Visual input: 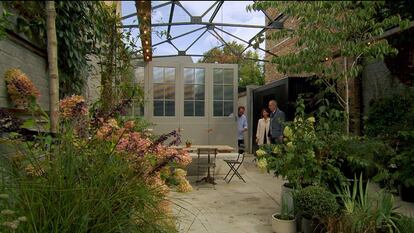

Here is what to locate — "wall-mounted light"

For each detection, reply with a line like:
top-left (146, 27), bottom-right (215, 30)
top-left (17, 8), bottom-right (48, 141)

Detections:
top-left (325, 57), bottom-right (329, 61)
top-left (146, 55), bottom-right (150, 60)
top-left (367, 42), bottom-right (371, 45)
top-left (145, 40), bottom-right (149, 45)
top-left (143, 29), bottom-right (147, 34)
top-left (145, 49), bottom-right (150, 53)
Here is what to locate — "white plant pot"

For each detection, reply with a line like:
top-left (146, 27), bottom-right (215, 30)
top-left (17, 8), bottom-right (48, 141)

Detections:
top-left (280, 183), bottom-right (295, 213)
top-left (271, 213), bottom-right (297, 233)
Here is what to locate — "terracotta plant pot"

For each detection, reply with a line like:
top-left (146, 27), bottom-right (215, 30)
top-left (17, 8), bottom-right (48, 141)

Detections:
top-left (185, 143), bottom-right (192, 148)
top-left (271, 213), bottom-right (296, 233)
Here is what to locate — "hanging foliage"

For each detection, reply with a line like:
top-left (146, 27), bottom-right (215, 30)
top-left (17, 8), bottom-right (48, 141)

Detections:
top-left (3, 1), bottom-right (137, 97)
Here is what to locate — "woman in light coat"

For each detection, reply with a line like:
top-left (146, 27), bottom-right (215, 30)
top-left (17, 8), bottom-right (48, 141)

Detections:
top-left (256, 108), bottom-right (271, 145)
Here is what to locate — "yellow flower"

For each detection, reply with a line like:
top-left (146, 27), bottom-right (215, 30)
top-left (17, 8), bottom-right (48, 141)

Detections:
top-left (256, 149), bottom-right (267, 157)
top-left (307, 117), bottom-right (316, 123)
top-left (272, 146), bottom-right (281, 154)
top-left (286, 142), bottom-right (295, 152)
top-left (257, 158), bottom-right (268, 170)
top-left (283, 126), bottom-right (293, 140)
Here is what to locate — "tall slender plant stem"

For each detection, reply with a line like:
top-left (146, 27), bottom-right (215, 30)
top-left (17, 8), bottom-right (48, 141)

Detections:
top-left (46, 1), bottom-right (59, 133)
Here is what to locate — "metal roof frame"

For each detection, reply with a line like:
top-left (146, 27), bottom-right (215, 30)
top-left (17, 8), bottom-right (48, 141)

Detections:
top-left (125, 1), bottom-right (286, 62)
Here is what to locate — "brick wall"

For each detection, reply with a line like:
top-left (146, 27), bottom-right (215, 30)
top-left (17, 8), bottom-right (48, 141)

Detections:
top-left (264, 9), bottom-right (302, 83)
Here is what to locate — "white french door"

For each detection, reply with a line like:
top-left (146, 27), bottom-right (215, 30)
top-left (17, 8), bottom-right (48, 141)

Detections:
top-left (146, 61), bottom-right (237, 149)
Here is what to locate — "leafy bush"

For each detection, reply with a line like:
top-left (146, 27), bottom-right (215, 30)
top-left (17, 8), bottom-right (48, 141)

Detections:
top-left (365, 91), bottom-right (414, 141)
top-left (365, 91), bottom-right (414, 189)
top-left (295, 186), bottom-right (339, 220)
top-left (396, 215), bottom-right (414, 233)
top-left (257, 98), bottom-right (345, 188)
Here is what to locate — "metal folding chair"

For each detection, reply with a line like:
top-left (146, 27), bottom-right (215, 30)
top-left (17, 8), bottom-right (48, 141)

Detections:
top-left (223, 144), bottom-right (246, 183)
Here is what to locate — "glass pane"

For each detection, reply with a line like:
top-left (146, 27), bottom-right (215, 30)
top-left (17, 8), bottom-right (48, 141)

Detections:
top-left (223, 85), bottom-right (233, 100)
top-left (134, 67), bottom-right (144, 85)
top-left (164, 84), bottom-right (175, 100)
top-left (213, 85), bottom-right (223, 100)
top-left (213, 101), bottom-right (223, 116)
top-left (184, 68), bottom-right (194, 84)
top-left (184, 84), bottom-right (194, 100)
top-left (184, 101), bottom-right (194, 116)
top-left (165, 101), bottom-right (175, 116)
top-left (213, 69), bottom-right (223, 84)
top-left (154, 100), bottom-right (164, 116)
top-left (194, 85), bottom-right (205, 100)
top-left (224, 101), bottom-right (233, 116)
top-left (195, 68), bottom-right (205, 84)
top-left (224, 69), bottom-right (234, 84)
top-left (153, 84), bottom-right (164, 99)
top-left (153, 67), bottom-right (163, 83)
top-left (195, 101), bottom-right (204, 116)
top-left (164, 67), bottom-right (175, 83)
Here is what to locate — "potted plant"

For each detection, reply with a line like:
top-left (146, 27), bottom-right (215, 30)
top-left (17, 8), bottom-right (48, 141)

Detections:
top-left (295, 186), bottom-right (339, 233)
top-left (185, 139), bottom-right (192, 148)
top-left (271, 195), bottom-right (296, 233)
top-left (259, 100), bottom-right (343, 189)
top-left (336, 176), bottom-right (401, 233)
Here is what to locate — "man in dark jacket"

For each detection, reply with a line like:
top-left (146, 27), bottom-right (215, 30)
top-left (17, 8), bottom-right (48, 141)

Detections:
top-left (268, 100), bottom-right (285, 144)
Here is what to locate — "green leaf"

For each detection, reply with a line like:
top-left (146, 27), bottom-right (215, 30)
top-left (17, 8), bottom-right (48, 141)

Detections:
top-left (21, 119), bottom-right (36, 129)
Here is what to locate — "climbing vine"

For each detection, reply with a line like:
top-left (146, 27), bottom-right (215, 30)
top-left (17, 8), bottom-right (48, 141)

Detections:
top-left (3, 1), bottom-right (140, 98)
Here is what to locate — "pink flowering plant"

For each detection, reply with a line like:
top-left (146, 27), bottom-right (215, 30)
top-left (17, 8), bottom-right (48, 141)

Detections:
top-left (1, 96), bottom-right (189, 232)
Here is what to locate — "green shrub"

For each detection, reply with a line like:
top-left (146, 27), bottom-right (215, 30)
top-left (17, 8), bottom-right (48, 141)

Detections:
top-left (396, 215), bottom-right (414, 233)
top-left (295, 186), bottom-right (339, 220)
top-left (365, 91), bottom-right (414, 141)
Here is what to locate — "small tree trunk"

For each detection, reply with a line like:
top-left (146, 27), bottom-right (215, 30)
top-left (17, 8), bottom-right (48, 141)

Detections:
top-left (344, 57), bottom-right (350, 134)
top-left (46, 1), bottom-right (59, 133)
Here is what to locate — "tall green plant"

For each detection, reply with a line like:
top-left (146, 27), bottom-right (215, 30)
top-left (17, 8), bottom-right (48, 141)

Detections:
top-left (0, 125), bottom-right (177, 233)
top-left (248, 1), bottom-right (411, 131)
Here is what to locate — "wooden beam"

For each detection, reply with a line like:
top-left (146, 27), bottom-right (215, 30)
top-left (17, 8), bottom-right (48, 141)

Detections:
top-left (135, 0), bottom-right (152, 61)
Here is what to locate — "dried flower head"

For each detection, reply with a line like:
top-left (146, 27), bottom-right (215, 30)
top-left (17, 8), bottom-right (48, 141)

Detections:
top-left (2, 220), bottom-right (19, 230)
top-left (1, 209), bottom-right (15, 215)
top-left (59, 95), bottom-right (89, 120)
top-left (177, 179), bottom-right (193, 193)
top-left (25, 164), bottom-right (45, 177)
top-left (4, 68), bottom-right (40, 108)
